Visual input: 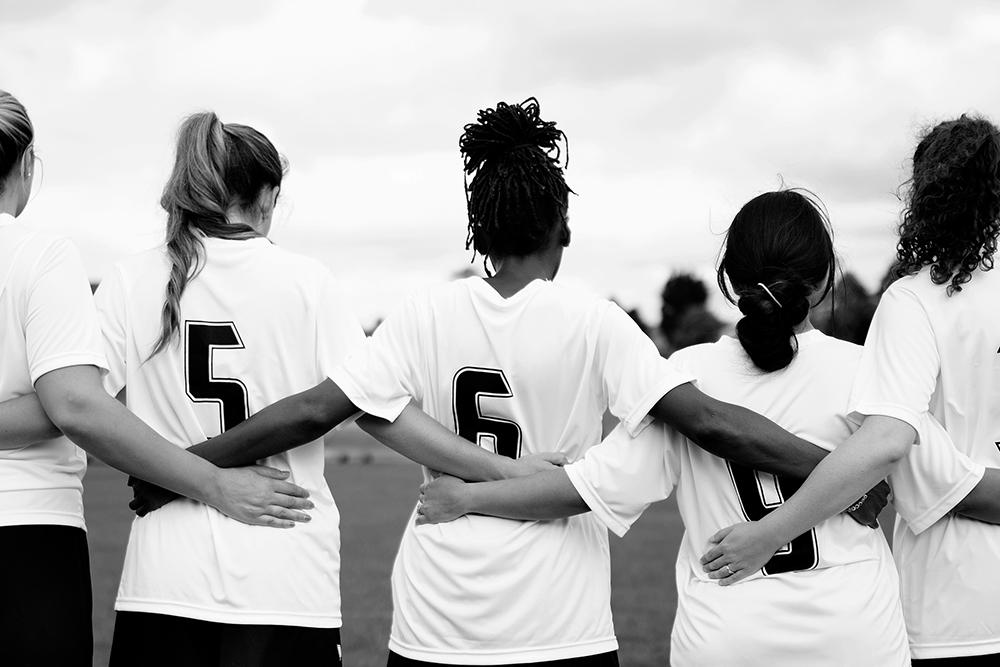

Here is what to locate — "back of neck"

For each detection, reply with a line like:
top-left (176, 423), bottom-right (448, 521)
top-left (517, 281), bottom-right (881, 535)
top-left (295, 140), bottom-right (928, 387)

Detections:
top-left (484, 253), bottom-right (557, 298)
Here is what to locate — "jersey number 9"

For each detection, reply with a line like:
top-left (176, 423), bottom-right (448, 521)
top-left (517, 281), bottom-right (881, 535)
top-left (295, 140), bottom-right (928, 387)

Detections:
top-left (727, 462), bottom-right (819, 575)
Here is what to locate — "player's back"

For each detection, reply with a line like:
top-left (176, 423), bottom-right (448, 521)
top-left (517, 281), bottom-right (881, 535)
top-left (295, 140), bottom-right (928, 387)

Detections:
top-left (333, 275), bottom-right (683, 663)
top-left (868, 268), bottom-right (1000, 657)
top-left (95, 235), bottom-right (364, 626)
top-left (0, 216), bottom-right (105, 529)
top-left (664, 332), bottom-right (909, 665)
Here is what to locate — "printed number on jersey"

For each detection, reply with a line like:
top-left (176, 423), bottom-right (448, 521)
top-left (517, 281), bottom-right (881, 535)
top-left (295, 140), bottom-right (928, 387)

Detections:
top-left (452, 367), bottom-right (522, 459)
top-left (185, 321), bottom-right (249, 433)
top-left (727, 462), bottom-right (819, 575)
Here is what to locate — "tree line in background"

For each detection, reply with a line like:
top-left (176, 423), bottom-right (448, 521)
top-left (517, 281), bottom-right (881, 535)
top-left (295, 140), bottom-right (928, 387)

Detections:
top-left (621, 263), bottom-right (895, 358)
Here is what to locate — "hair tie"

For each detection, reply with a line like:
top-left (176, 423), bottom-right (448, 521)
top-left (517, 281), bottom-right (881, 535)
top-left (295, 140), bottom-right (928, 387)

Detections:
top-left (757, 282), bottom-right (783, 308)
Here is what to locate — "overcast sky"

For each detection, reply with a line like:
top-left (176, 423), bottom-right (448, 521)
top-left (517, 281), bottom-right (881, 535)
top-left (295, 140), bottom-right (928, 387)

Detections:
top-left (3, 0), bottom-right (1000, 326)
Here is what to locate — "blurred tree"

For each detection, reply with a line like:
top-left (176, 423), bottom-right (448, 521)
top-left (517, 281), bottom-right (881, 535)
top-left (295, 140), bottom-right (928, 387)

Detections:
top-left (812, 272), bottom-right (876, 345)
top-left (659, 272), bottom-right (724, 355)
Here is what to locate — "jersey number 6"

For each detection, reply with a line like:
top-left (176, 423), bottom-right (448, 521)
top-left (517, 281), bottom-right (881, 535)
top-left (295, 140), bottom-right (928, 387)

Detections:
top-left (452, 367), bottom-right (522, 459)
top-left (185, 320), bottom-right (250, 433)
top-left (727, 462), bottom-right (819, 575)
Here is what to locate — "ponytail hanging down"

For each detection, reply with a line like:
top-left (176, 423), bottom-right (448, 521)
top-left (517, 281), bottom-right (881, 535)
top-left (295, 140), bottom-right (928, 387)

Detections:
top-left (152, 111), bottom-right (284, 356)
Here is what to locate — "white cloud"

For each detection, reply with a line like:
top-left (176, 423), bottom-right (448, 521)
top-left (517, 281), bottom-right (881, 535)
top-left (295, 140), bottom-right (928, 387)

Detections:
top-left (3, 0), bottom-right (1000, 326)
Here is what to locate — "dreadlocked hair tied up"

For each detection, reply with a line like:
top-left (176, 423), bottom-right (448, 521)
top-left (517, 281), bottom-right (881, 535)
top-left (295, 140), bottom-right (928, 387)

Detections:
top-left (717, 190), bottom-right (836, 373)
top-left (459, 98), bottom-right (573, 265)
top-left (895, 114), bottom-right (1000, 295)
top-left (153, 111), bottom-right (285, 356)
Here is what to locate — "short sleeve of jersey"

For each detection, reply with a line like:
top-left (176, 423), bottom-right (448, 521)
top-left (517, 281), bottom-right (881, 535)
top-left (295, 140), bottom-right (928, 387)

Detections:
top-left (327, 296), bottom-right (422, 423)
top-left (890, 412), bottom-right (986, 535)
top-left (93, 264), bottom-right (129, 396)
top-left (564, 422), bottom-right (679, 537)
top-left (597, 304), bottom-right (695, 436)
top-left (849, 283), bottom-right (939, 435)
top-left (25, 237), bottom-right (107, 384)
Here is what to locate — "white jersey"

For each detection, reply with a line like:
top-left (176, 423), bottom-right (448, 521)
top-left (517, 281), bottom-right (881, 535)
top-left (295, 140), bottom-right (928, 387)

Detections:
top-left (851, 268), bottom-right (1000, 659)
top-left (330, 277), bottom-right (692, 664)
top-left (566, 332), bottom-right (910, 666)
top-left (95, 236), bottom-right (365, 627)
top-left (0, 213), bottom-right (107, 529)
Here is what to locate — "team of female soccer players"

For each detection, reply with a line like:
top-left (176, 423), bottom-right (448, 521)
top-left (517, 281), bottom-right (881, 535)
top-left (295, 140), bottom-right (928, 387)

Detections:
top-left (0, 88), bottom-right (998, 667)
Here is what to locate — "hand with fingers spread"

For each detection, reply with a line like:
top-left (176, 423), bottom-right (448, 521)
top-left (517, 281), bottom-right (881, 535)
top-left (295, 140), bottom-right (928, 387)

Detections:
top-left (506, 452), bottom-right (569, 478)
top-left (416, 474), bottom-right (470, 525)
top-left (844, 479), bottom-right (891, 529)
top-left (700, 521), bottom-right (782, 586)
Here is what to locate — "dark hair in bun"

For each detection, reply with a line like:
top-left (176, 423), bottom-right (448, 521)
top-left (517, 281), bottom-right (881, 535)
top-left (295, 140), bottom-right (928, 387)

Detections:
top-left (459, 98), bottom-right (573, 266)
top-left (716, 190), bottom-right (836, 372)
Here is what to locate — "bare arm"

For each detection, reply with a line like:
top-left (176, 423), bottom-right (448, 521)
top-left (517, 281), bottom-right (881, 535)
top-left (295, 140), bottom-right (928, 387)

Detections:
top-left (0, 393), bottom-right (61, 449)
top-left (952, 468), bottom-right (1000, 524)
top-left (416, 470), bottom-right (588, 525)
top-left (184, 378), bottom-right (358, 468)
top-left (700, 415), bottom-right (913, 584)
top-left (35, 365), bottom-right (313, 527)
top-left (180, 379), bottom-right (557, 481)
top-left (650, 383), bottom-right (829, 480)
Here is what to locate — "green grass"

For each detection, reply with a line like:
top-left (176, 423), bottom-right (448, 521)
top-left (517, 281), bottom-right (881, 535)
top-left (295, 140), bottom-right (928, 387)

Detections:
top-left (82, 435), bottom-right (680, 666)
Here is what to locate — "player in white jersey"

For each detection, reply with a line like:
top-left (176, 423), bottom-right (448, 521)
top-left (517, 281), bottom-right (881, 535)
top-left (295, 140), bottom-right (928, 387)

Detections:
top-left (100, 111), bottom-right (570, 667)
top-left (701, 116), bottom-right (1000, 665)
top-left (415, 189), bottom-right (916, 665)
top-left (130, 100), bottom-right (893, 666)
top-left (0, 94), bottom-right (323, 665)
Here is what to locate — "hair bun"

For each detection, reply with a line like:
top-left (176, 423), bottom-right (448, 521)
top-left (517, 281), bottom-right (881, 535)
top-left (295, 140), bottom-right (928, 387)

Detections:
top-left (460, 98), bottom-right (567, 176)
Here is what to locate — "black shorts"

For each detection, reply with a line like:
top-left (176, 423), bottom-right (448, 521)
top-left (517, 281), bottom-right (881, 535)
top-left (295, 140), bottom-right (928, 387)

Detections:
top-left (387, 650), bottom-right (620, 667)
top-left (913, 655), bottom-right (1000, 666)
top-left (110, 611), bottom-right (342, 667)
top-left (0, 524), bottom-right (93, 667)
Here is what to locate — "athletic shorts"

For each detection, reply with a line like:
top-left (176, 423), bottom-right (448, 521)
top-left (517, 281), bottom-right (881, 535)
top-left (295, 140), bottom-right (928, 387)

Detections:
top-left (0, 524), bottom-right (93, 667)
top-left (386, 650), bottom-right (620, 667)
top-left (110, 611), bottom-right (342, 667)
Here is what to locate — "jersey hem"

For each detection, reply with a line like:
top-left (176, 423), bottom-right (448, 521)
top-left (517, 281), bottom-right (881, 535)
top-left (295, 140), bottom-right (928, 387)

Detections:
top-left (897, 462), bottom-right (986, 534)
top-left (30, 352), bottom-right (109, 385)
top-left (0, 511), bottom-right (86, 531)
top-left (847, 403), bottom-right (921, 437)
top-left (565, 464), bottom-right (631, 538)
top-left (114, 599), bottom-right (342, 628)
top-left (909, 637), bottom-right (1000, 660)
top-left (328, 365), bottom-right (409, 423)
top-left (387, 636), bottom-right (618, 664)
top-left (621, 371), bottom-right (696, 437)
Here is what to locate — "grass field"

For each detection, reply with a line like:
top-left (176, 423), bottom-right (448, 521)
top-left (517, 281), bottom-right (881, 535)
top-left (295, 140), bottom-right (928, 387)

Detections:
top-left (82, 429), bottom-right (683, 667)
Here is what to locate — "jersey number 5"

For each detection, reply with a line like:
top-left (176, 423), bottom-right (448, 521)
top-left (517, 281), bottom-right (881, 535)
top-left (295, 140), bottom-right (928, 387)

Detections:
top-left (185, 321), bottom-right (249, 433)
top-left (727, 462), bottom-right (819, 575)
top-left (452, 367), bottom-right (522, 459)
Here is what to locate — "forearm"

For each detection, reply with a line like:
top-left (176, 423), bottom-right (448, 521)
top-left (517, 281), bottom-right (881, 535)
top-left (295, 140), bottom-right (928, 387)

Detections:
top-left (757, 416), bottom-right (914, 545)
top-left (359, 403), bottom-right (513, 481)
top-left (40, 390), bottom-right (222, 505)
top-left (952, 468), bottom-right (1000, 525)
top-left (188, 379), bottom-right (357, 468)
top-left (651, 384), bottom-right (827, 480)
top-left (464, 469), bottom-right (589, 520)
top-left (0, 393), bottom-right (62, 449)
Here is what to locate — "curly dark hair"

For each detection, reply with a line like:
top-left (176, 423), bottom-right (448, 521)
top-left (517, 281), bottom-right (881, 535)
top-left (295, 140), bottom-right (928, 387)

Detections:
top-left (895, 114), bottom-right (1000, 295)
top-left (459, 98), bottom-right (572, 270)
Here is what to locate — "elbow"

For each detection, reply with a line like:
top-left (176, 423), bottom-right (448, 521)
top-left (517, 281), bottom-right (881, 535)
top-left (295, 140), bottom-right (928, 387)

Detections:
top-left (45, 390), bottom-right (100, 441)
top-left (881, 438), bottom-right (911, 468)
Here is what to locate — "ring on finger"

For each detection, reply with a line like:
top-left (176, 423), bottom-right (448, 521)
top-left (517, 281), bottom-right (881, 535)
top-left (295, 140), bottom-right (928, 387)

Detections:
top-left (722, 564), bottom-right (735, 577)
